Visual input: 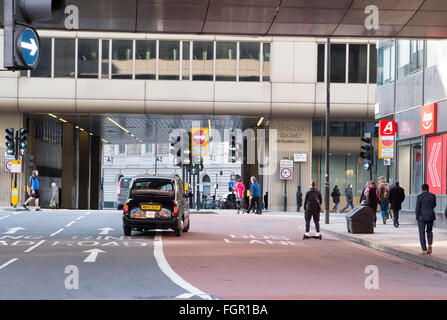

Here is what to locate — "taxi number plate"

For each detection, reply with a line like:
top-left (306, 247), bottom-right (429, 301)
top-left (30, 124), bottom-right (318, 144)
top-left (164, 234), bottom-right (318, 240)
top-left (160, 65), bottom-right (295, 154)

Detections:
top-left (141, 204), bottom-right (161, 211)
top-left (146, 212), bottom-right (155, 218)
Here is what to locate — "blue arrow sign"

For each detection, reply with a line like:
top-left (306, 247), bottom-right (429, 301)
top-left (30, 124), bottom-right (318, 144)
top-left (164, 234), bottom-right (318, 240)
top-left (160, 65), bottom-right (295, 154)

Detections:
top-left (19, 28), bottom-right (40, 67)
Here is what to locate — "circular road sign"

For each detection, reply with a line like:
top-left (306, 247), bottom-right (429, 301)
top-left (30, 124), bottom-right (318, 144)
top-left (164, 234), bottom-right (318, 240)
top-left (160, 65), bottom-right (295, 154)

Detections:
top-left (5, 160), bottom-right (13, 172)
top-left (192, 129), bottom-right (207, 146)
top-left (363, 160), bottom-right (371, 171)
top-left (280, 167), bottom-right (292, 180)
top-left (17, 28), bottom-right (40, 68)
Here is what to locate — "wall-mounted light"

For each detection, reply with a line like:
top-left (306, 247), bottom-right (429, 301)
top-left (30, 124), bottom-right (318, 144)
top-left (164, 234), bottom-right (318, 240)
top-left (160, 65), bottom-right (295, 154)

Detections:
top-left (257, 117), bottom-right (264, 127)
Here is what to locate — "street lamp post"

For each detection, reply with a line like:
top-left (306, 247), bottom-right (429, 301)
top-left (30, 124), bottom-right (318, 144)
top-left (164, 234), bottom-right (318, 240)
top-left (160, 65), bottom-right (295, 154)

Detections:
top-left (325, 37), bottom-right (331, 225)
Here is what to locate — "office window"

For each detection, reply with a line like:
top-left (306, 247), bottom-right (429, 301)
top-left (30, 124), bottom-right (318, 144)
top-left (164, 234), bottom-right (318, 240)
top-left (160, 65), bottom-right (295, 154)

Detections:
top-left (262, 43), bottom-right (270, 82)
top-left (112, 40), bottom-right (133, 79)
top-left (159, 40), bottom-right (180, 80)
top-left (54, 38), bottom-right (75, 78)
top-left (135, 40), bottom-right (156, 79)
top-left (118, 144), bottom-right (125, 154)
top-left (126, 144), bottom-right (141, 155)
top-left (369, 44), bottom-right (377, 83)
top-left (330, 122), bottom-right (346, 136)
top-left (31, 38), bottom-right (51, 78)
top-left (145, 144), bottom-right (153, 154)
top-left (101, 40), bottom-right (110, 79)
top-left (410, 40), bottom-right (424, 73)
top-left (317, 44), bottom-right (325, 82)
top-left (330, 44), bottom-right (346, 83)
top-left (239, 42), bottom-right (260, 81)
top-left (397, 40), bottom-right (410, 79)
top-left (312, 121), bottom-right (322, 136)
top-left (345, 122), bottom-right (360, 136)
top-left (192, 42), bottom-right (213, 81)
top-left (216, 42), bottom-right (236, 81)
top-left (78, 39), bottom-right (99, 78)
top-left (348, 44), bottom-right (367, 83)
top-left (378, 42), bottom-right (396, 85)
top-left (182, 41), bottom-right (190, 79)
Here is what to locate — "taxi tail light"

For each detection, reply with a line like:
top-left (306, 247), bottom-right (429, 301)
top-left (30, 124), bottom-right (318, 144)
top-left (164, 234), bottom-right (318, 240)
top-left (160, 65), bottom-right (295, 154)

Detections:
top-left (124, 203), bottom-right (129, 214)
top-left (173, 203), bottom-right (178, 216)
top-left (117, 179), bottom-right (121, 197)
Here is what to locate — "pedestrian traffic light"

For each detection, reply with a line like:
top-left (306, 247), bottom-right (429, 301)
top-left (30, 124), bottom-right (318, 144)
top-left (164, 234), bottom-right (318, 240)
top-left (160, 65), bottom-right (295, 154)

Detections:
top-left (3, 0), bottom-right (65, 71)
top-left (360, 136), bottom-right (373, 170)
top-left (5, 128), bottom-right (15, 156)
top-left (19, 128), bottom-right (28, 155)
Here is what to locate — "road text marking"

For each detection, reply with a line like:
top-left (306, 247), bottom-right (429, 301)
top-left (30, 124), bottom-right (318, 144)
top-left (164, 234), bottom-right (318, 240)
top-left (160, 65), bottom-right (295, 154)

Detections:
top-left (24, 240), bottom-right (46, 253)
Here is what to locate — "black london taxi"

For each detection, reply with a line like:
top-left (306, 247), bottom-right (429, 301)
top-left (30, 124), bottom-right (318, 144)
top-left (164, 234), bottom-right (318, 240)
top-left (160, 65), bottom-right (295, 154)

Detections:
top-left (122, 175), bottom-right (190, 237)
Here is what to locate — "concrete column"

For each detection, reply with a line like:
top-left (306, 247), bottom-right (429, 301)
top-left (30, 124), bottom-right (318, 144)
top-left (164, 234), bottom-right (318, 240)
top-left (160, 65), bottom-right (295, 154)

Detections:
top-left (78, 131), bottom-right (91, 209)
top-left (90, 136), bottom-right (102, 210)
top-left (268, 118), bottom-right (312, 212)
top-left (61, 123), bottom-right (75, 209)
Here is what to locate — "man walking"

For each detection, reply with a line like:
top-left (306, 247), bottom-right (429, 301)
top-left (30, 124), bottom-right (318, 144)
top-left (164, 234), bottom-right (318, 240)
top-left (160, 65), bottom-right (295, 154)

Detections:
top-left (416, 184), bottom-right (436, 255)
top-left (340, 184), bottom-right (354, 213)
top-left (303, 181), bottom-right (322, 237)
top-left (389, 181), bottom-right (405, 228)
top-left (23, 170), bottom-right (41, 211)
top-left (296, 185), bottom-right (303, 212)
top-left (246, 177), bottom-right (262, 215)
top-left (378, 176), bottom-right (390, 224)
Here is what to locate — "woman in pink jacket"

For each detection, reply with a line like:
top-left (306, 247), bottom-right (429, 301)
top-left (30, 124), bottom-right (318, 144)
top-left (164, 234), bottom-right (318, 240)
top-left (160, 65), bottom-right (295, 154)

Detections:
top-left (234, 179), bottom-right (246, 214)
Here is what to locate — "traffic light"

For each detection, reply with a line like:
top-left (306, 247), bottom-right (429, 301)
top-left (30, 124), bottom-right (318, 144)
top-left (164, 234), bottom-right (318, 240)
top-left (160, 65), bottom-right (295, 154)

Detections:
top-left (198, 157), bottom-right (204, 171)
top-left (360, 136), bottom-right (373, 170)
top-left (229, 133), bottom-right (236, 163)
top-left (169, 135), bottom-right (182, 166)
top-left (19, 128), bottom-right (28, 155)
top-left (3, 0), bottom-right (65, 71)
top-left (5, 128), bottom-right (15, 156)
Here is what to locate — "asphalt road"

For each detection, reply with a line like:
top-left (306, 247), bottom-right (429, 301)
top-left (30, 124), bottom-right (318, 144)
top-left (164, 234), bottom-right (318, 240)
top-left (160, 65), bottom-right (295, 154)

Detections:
top-left (1, 209), bottom-right (447, 300)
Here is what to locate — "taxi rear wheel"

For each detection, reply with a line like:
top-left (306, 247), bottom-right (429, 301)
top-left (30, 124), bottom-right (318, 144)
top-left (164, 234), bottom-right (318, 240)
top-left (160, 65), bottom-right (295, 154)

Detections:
top-left (183, 219), bottom-right (190, 232)
top-left (124, 226), bottom-right (132, 236)
top-left (175, 220), bottom-right (183, 237)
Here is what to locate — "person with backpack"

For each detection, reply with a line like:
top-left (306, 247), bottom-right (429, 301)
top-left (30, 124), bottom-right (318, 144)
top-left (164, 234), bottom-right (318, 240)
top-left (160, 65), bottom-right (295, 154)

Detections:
top-left (23, 170), bottom-right (41, 211)
top-left (378, 176), bottom-right (391, 224)
top-left (364, 180), bottom-right (380, 227)
top-left (234, 179), bottom-right (245, 214)
top-left (340, 184), bottom-right (354, 213)
top-left (296, 185), bottom-right (303, 212)
top-left (331, 185), bottom-right (341, 213)
top-left (389, 181), bottom-right (405, 228)
top-left (303, 181), bottom-right (322, 237)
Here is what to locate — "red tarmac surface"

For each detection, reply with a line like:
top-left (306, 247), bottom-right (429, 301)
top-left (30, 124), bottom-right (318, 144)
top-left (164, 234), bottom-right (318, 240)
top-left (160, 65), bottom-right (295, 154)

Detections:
top-left (163, 213), bottom-right (447, 300)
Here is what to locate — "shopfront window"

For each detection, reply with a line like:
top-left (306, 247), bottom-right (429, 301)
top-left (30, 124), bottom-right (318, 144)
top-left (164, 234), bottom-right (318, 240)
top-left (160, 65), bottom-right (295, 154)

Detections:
top-left (135, 40), bottom-right (156, 79)
top-left (239, 42), bottom-right (260, 81)
top-left (216, 42), bottom-right (236, 81)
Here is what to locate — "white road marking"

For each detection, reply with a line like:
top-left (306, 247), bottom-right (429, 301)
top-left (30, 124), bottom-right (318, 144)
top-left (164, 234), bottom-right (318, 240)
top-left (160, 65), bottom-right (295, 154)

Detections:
top-left (98, 227), bottom-right (114, 235)
top-left (0, 258), bottom-right (18, 270)
top-left (0, 215), bottom-right (10, 220)
top-left (153, 231), bottom-right (214, 300)
top-left (76, 216), bottom-right (85, 221)
top-left (4, 227), bottom-right (26, 234)
top-left (24, 240), bottom-right (46, 253)
top-left (82, 249), bottom-right (106, 263)
top-left (49, 228), bottom-right (64, 237)
top-left (66, 221), bottom-right (76, 227)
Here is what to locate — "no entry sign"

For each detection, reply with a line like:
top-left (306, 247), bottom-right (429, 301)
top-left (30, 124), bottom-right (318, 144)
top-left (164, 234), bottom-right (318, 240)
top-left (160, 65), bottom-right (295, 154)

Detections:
top-left (191, 128), bottom-right (208, 156)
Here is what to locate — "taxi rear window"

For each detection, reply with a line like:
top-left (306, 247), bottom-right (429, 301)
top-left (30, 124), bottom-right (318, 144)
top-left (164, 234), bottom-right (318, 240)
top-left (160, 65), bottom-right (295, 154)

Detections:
top-left (131, 179), bottom-right (174, 193)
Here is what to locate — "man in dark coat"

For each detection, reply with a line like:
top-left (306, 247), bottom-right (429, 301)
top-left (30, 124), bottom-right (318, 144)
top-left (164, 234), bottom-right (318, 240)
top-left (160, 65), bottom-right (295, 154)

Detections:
top-left (303, 181), bottom-right (322, 237)
top-left (296, 186), bottom-right (303, 212)
top-left (389, 181), bottom-right (405, 228)
top-left (416, 184), bottom-right (437, 255)
top-left (331, 186), bottom-right (341, 213)
top-left (340, 184), bottom-right (354, 213)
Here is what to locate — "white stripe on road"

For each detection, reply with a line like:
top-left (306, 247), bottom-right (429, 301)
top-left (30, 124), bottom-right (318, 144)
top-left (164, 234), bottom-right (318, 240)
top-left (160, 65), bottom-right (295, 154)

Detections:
top-left (0, 258), bottom-right (18, 270)
top-left (49, 228), bottom-right (64, 237)
top-left (76, 216), bottom-right (85, 221)
top-left (153, 232), bottom-right (213, 300)
top-left (0, 215), bottom-right (10, 221)
top-left (65, 221), bottom-right (76, 227)
top-left (24, 240), bottom-right (46, 253)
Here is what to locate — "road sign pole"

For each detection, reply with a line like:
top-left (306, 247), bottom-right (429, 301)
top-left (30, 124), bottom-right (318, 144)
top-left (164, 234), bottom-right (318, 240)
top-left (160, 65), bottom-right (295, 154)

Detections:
top-left (283, 180), bottom-right (287, 212)
top-left (325, 37), bottom-right (331, 225)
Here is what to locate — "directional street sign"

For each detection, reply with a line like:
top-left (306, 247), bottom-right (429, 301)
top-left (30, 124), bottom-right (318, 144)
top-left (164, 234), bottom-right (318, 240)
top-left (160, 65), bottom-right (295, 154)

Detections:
top-left (17, 28), bottom-right (40, 68)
